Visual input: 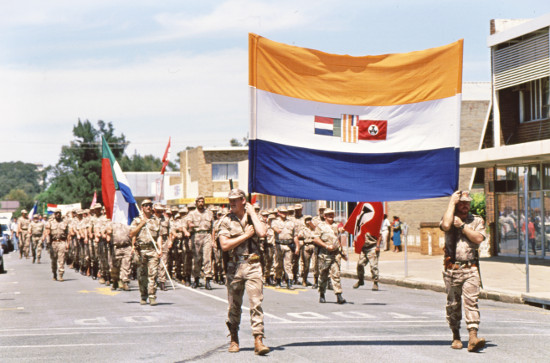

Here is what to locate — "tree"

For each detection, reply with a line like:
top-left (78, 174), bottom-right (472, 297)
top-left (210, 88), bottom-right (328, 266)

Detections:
top-left (4, 189), bottom-right (33, 215)
top-left (119, 152), bottom-right (176, 172)
top-left (37, 119), bottom-right (127, 207)
top-left (230, 137), bottom-right (248, 147)
top-left (0, 162), bottom-right (44, 198)
top-left (471, 193), bottom-right (486, 220)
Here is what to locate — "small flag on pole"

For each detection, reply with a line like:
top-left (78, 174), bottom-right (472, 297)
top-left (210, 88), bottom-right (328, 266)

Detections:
top-left (161, 137), bottom-right (171, 175)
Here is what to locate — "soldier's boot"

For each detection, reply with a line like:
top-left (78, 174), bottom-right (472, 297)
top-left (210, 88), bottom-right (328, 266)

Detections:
top-left (286, 279), bottom-right (293, 290)
top-left (99, 277), bottom-right (106, 284)
top-left (111, 280), bottom-right (119, 291)
top-left (319, 292), bottom-right (326, 303)
top-left (149, 297), bottom-right (158, 306)
top-left (266, 276), bottom-right (273, 286)
top-left (254, 335), bottom-right (270, 356)
top-left (467, 328), bottom-right (485, 352)
top-left (32, 255), bottom-right (36, 264)
top-left (52, 272), bottom-right (57, 281)
top-left (105, 279), bottom-right (110, 287)
top-left (227, 322), bottom-right (239, 353)
top-left (140, 296), bottom-right (147, 305)
top-left (58, 274), bottom-right (64, 282)
top-left (185, 277), bottom-right (191, 287)
top-left (121, 282), bottom-right (130, 291)
top-left (205, 278), bottom-right (212, 290)
top-left (159, 282), bottom-right (166, 291)
top-left (336, 293), bottom-right (346, 304)
top-left (451, 329), bottom-right (463, 350)
top-left (37, 258), bottom-right (40, 264)
top-left (275, 278), bottom-right (282, 288)
top-left (312, 277), bottom-right (318, 289)
top-left (192, 278), bottom-right (200, 289)
top-left (372, 281), bottom-right (379, 291)
top-left (353, 279), bottom-right (364, 289)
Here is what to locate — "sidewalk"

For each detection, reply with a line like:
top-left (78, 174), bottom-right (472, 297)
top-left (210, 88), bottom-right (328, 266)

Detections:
top-left (340, 249), bottom-right (550, 308)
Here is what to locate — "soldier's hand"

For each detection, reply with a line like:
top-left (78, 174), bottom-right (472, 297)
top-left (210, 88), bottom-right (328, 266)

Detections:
top-left (453, 216), bottom-right (464, 228)
top-left (244, 224), bottom-right (255, 238)
top-left (450, 190), bottom-right (461, 206)
top-left (245, 203), bottom-right (255, 216)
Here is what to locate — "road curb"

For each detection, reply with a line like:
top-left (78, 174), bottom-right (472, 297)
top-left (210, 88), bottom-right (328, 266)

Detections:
top-left (342, 271), bottom-right (524, 305)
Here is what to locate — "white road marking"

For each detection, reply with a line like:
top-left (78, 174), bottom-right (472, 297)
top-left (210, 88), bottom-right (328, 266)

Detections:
top-left (388, 312), bottom-right (422, 319)
top-left (75, 317), bottom-right (109, 326)
top-left (287, 312), bottom-right (330, 319)
top-left (333, 311), bottom-right (376, 319)
top-left (179, 284), bottom-right (292, 322)
top-left (0, 342), bottom-right (139, 349)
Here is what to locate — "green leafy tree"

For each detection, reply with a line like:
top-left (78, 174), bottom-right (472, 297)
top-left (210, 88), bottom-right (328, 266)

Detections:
top-left (37, 119), bottom-right (127, 207)
top-left (0, 162), bottom-right (44, 198)
top-left (471, 193), bottom-right (486, 220)
top-left (119, 152), bottom-right (177, 172)
top-left (4, 189), bottom-right (34, 216)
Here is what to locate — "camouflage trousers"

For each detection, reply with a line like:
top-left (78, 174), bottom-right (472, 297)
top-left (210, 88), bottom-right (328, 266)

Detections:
top-left (138, 248), bottom-right (160, 300)
top-left (110, 245), bottom-right (132, 284)
top-left (274, 243), bottom-right (294, 280)
top-left (318, 253), bottom-right (342, 295)
top-left (97, 241), bottom-right (110, 280)
top-left (357, 244), bottom-right (379, 282)
top-left (157, 247), bottom-right (170, 283)
top-left (192, 233), bottom-right (213, 279)
top-left (443, 266), bottom-right (481, 330)
top-left (226, 261), bottom-right (265, 337)
top-left (262, 243), bottom-right (275, 278)
top-left (50, 241), bottom-right (67, 277)
top-left (300, 243), bottom-right (316, 281)
top-left (31, 235), bottom-right (43, 262)
top-left (20, 232), bottom-right (30, 258)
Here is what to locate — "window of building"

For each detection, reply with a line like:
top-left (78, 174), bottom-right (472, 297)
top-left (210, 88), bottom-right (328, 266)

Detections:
top-left (519, 77), bottom-right (549, 123)
top-left (212, 163), bottom-right (238, 181)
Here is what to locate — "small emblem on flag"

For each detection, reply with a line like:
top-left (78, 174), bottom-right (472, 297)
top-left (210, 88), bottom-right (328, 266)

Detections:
top-left (314, 115), bottom-right (387, 141)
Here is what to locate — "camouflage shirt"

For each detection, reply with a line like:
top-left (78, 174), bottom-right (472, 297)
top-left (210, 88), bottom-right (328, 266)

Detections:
top-left (442, 213), bottom-right (486, 262)
top-left (47, 218), bottom-right (70, 241)
top-left (218, 213), bottom-right (261, 257)
top-left (131, 216), bottom-right (160, 245)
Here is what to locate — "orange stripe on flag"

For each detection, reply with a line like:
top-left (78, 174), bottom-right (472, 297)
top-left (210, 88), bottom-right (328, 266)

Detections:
top-left (249, 33), bottom-right (463, 106)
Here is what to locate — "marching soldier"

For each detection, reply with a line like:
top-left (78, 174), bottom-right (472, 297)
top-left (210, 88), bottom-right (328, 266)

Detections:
top-left (44, 209), bottom-right (70, 281)
top-left (313, 208), bottom-right (348, 304)
top-left (218, 189), bottom-right (269, 355)
top-left (298, 215), bottom-right (316, 287)
top-left (74, 210), bottom-right (89, 276)
top-left (271, 206), bottom-right (298, 289)
top-left (212, 207), bottom-right (225, 285)
top-left (353, 231), bottom-right (381, 291)
top-left (154, 203), bottom-right (170, 291)
top-left (29, 214), bottom-right (45, 264)
top-left (180, 207), bottom-right (193, 286)
top-left (105, 221), bottom-right (132, 291)
top-left (440, 190), bottom-right (486, 352)
top-left (130, 199), bottom-right (162, 306)
top-left (90, 204), bottom-right (110, 285)
top-left (17, 209), bottom-right (31, 259)
top-left (187, 196), bottom-right (214, 290)
top-left (310, 204), bottom-right (326, 288)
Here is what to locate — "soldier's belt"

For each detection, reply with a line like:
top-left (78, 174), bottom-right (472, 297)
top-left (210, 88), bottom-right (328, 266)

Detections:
top-left (229, 253), bottom-right (260, 264)
top-left (304, 240), bottom-right (314, 245)
top-left (52, 239), bottom-right (66, 242)
top-left (319, 248), bottom-right (338, 256)
top-left (195, 230), bottom-right (211, 234)
top-left (137, 242), bottom-right (154, 249)
top-left (446, 260), bottom-right (477, 270)
top-left (276, 239), bottom-right (293, 245)
top-left (32, 234), bottom-right (43, 237)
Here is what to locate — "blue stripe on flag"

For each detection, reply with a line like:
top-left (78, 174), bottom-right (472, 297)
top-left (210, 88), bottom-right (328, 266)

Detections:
top-left (119, 182), bottom-right (140, 224)
top-left (314, 128), bottom-right (333, 136)
top-left (248, 139), bottom-right (458, 202)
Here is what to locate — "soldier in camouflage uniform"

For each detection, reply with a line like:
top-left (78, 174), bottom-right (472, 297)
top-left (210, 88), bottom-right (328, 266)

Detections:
top-left (271, 206), bottom-right (298, 289)
top-left (29, 214), bottom-right (45, 264)
top-left (66, 210), bottom-right (79, 271)
top-left (353, 233), bottom-right (381, 291)
top-left (218, 189), bottom-right (269, 355)
top-left (130, 199), bottom-right (162, 306)
top-left (45, 209), bottom-right (70, 281)
top-left (212, 207), bottom-right (225, 285)
top-left (74, 210), bottom-right (89, 276)
top-left (260, 211), bottom-right (275, 286)
top-left (310, 205), bottom-right (325, 289)
top-left (154, 204), bottom-right (171, 291)
top-left (187, 196), bottom-right (214, 290)
top-left (297, 215), bottom-right (316, 287)
top-left (313, 208), bottom-right (348, 304)
top-left (17, 209), bottom-right (31, 259)
top-left (105, 221), bottom-right (132, 291)
top-left (180, 207), bottom-right (193, 286)
top-left (440, 190), bottom-right (486, 352)
top-left (90, 204), bottom-right (110, 285)
top-left (169, 209), bottom-right (186, 283)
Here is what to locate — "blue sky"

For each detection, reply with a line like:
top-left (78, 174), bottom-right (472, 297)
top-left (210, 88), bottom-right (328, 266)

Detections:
top-left (1, 0), bottom-right (549, 166)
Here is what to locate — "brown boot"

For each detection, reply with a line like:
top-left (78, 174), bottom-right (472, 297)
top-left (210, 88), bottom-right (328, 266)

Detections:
top-left (467, 328), bottom-right (485, 352)
top-left (254, 335), bottom-right (270, 355)
top-left (122, 282), bottom-right (130, 291)
top-left (451, 329), bottom-right (462, 349)
top-left (227, 322), bottom-right (239, 353)
top-left (372, 282), bottom-right (379, 291)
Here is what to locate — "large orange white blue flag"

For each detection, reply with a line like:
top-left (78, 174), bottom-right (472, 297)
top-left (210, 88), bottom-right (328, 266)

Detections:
top-left (248, 33), bottom-right (463, 201)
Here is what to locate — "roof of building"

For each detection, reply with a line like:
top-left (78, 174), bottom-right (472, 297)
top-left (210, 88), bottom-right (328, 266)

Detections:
top-left (488, 13), bottom-right (550, 46)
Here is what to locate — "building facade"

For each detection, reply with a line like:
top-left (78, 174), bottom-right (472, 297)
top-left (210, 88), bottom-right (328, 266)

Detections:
top-left (462, 14), bottom-right (550, 258)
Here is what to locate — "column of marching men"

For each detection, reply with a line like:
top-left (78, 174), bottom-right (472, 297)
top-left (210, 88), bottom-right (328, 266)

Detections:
top-left (19, 197), bottom-right (351, 305)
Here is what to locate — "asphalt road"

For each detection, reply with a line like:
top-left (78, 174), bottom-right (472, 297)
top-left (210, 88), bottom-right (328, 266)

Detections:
top-left (1, 251), bottom-right (550, 362)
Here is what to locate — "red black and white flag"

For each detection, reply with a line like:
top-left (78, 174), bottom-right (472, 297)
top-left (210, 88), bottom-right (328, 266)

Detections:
top-left (344, 202), bottom-right (384, 253)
